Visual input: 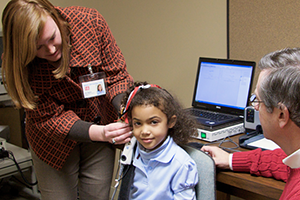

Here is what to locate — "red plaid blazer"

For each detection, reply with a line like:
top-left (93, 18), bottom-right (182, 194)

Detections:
top-left (25, 6), bottom-right (133, 170)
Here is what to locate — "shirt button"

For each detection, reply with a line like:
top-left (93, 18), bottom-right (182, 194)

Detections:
top-left (94, 116), bottom-right (101, 124)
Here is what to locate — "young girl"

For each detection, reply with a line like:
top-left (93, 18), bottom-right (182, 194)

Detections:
top-left (120, 81), bottom-right (199, 200)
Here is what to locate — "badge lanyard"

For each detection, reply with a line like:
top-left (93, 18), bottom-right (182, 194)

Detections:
top-left (79, 64), bottom-right (107, 99)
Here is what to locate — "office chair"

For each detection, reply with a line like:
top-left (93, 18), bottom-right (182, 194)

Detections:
top-left (117, 145), bottom-right (216, 200)
top-left (183, 145), bottom-right (216, 200)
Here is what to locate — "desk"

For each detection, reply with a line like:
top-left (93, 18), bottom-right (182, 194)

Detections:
top-left (192, 133), bottom-right (285, 200)
top-left (0, 142), bottom-right (38, 195)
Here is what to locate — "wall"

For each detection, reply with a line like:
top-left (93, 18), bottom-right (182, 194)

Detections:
top-left (0, 0), bottom-right (226, 147)
top-left (0, 0), bottom-right (227, 108)
top-left (229, 0), bottom-right (300, 91)
top-left (0, 1), bottom-right (9, 18)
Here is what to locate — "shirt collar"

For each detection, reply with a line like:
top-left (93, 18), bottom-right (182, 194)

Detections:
top-left (283, 148), bottom-right (300, 169)
top-left (137, 136), bottom-right (176, 164)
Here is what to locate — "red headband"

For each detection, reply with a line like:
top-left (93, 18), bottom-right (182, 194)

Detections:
top-left (121, 84), bottom-right (161, 123)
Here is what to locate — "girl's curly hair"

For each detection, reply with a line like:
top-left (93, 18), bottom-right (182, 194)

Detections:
top-left (121, 81), bottom-right (197, 145)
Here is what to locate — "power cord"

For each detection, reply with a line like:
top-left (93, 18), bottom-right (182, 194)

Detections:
top-left (0, 148), bottom-right (38, 187)
top-left (111, 138), bottom-right (137, 200)
top-left (218, 136), bottom-right (240, 152)
top-left (111, 161), bottom-right (124, 200)
top-left (203, 136), bottom-right (241, 153)
top-left (110, 152), bottom-right (132, 200)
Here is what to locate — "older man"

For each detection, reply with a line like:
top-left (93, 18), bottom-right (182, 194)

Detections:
top-left (202, 48), bottom-right (300, 200)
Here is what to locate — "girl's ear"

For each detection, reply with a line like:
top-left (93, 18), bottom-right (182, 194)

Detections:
top-left (168, 115), bottom-right (177, 129)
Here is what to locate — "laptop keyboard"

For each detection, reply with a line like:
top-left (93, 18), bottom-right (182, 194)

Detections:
top-left (190, 109), bottom-right (234, 122)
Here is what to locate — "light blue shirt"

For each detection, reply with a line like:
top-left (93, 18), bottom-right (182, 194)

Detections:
top-left (130, 136), bottom-right (198, 200)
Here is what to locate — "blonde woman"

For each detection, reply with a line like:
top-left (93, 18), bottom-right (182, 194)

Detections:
top-left (2, 0), bottom-right (133, 199)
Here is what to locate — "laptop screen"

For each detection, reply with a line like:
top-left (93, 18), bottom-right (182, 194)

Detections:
top-left (192, 57), bottom-right (255, 115)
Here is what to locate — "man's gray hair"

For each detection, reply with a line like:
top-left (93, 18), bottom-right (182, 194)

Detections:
top-left (258, 47), bottom-right (300, 70)
top-left (259, 64), bottom-right (300, 128)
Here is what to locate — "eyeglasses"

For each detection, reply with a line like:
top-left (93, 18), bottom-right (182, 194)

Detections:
top-left (249, 94), bottom-right (264, 108)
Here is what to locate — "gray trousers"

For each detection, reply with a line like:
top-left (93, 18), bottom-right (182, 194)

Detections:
top-left (31, 142), bottom-right (115, 200)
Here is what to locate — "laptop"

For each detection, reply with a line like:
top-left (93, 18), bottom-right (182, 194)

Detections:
top-left (188, 57), bottom-right (255, 127)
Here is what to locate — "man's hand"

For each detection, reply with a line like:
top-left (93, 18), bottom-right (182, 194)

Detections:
top-left (201, 146), bottom-right (231, 169)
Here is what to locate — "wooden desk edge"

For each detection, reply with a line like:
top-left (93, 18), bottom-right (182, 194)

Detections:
top-left (217, 170), bottom-right (285, 199)
top-left (191, 134), bottom-right (285, 199)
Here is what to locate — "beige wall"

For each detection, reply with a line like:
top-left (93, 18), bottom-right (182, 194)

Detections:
top-left (0, 0), bottom-right (227, 108)
top-left (0, 1), bottom-right (10, 25)
top-left (229, 0), bottom-right (300, 94)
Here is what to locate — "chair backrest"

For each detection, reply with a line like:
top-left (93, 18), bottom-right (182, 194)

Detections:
top-left (182, 145), bottom-right (216, 200)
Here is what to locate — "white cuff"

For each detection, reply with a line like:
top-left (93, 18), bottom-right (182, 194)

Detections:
top-left (229, 153), bottom-right (233, 170)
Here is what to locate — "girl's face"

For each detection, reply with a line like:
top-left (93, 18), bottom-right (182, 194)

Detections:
top-left (36, 15), bottom-right (62, 62)
top-left (131, 105), bottom-right (176, 151)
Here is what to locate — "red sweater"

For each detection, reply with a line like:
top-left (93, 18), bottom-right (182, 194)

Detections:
top-left (232, 148), bottom-right (300, 199)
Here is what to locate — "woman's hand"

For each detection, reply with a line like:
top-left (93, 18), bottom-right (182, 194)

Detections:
top-left (89, 122), bottom-right (132, 144)
top-left (201, 146), bottom-right (231, 169)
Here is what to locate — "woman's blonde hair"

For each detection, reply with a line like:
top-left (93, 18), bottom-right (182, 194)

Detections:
top-left (1, 0), bottom-right (70, 109)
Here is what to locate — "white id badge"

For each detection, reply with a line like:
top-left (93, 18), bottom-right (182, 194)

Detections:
top-left (79, 65), bottom-right (107, 99)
